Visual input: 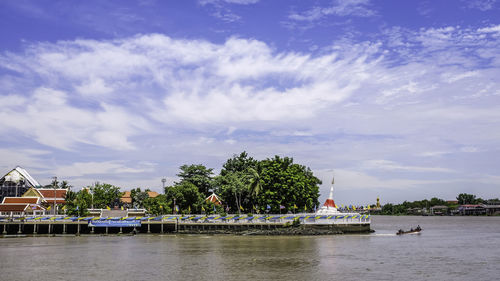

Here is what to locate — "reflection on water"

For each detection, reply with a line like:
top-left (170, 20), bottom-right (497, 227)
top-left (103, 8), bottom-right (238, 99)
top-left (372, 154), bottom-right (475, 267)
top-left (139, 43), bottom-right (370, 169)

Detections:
top-left (1, 216), bottom-right (499, 281)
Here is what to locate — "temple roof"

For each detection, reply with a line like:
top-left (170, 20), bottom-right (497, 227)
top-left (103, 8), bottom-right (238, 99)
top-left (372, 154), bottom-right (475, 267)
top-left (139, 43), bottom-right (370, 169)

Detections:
top-left (0, 203), bottom-right (44, 212)
top-left (2, 197), bottom-right (40, 204)
top-left (1, 166), bottom-right (41, 187)
top-left (37, 188), bottom-right (67, 199)
top-left (205, 193), bottom-right (222, 205)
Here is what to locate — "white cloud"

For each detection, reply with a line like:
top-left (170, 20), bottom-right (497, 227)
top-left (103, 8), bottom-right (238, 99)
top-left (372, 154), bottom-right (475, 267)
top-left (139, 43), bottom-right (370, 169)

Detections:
top-left (76, 77), bottom-right (113, 96)
top-left (0, 149), bottom-right (50, 172)
top-left (0, 87), bottom-right (150, 150)
top-left (0, 94), bottom-right (28, 107)
top-left (362, 160), bottom-right (454, 173)
top-left (464, 0), bottom-right (497, 11)
top-left (315, 168), bottom-right (451, 192)
top-left (51, 161), bottom-right (154, 178)
top-left (460, 146), bottom-right (479, 153)
top-left (198, 0), bottom-right (259, 22)
top-left (441, 71), bottom-right (479, 83)
top-left (289, 0), bottom-right (375, 21)
top-left (199, 0), bottom-right (260, 5)
top-left (478, 24), bottom-right (500, 33)
top-left (1, 25), bottom-right (500, 201)
top-left (419, 151), bottom-right (450, 157)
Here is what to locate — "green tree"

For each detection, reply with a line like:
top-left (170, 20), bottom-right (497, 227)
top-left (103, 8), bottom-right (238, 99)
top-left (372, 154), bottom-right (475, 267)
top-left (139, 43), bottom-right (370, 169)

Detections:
top-left (257, 156), bottom-right (321, 213)
top-left (429, 197), bottom-right (446, 207)
top-left (143, 194), bottom-right (171, 215)
top-left (130, 187), bottom-right (149, 208)
top-left (457, 193), bottom-right (477, 205)
top-left (88, 182), bottom-right (122, 209)
top-left (44, 179), bottom-right (71, 190)
top-left (177, 164), bottom-right (214, 196)
top-left (381, 203), bottom-right (394, 215)
top-left (221, 151), bottom-right (258, 175)
top-left (247, 165), bottom-right (263, 198)
top-left (214, 171), bottom-right (248, 214)
top-left (64, 188), bottom-right (92, 216)
top-left (165, 181), bottom-right (204, 213)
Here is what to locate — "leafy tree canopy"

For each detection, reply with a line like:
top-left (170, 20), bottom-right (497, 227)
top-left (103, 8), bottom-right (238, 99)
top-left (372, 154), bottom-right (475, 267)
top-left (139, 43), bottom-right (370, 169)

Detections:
top-left (221, 151), bottom-right (257, 175)
top-left (257, 155), bottom-right (321, 213)
top-left (457, 193), bottom-right (477, 205)
top-left (177, 164), bottom-right (214, 196)
top-left (88, 182), bottom-right (122, 209)
top-left (165, 181), bottom-right (204, 213)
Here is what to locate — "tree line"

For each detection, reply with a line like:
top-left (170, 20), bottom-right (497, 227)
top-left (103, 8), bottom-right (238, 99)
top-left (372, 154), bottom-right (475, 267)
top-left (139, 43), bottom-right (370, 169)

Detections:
top-left (380, 193), bottom-right (500, 215)
top-left (61, 152), bottom-right (322, 216)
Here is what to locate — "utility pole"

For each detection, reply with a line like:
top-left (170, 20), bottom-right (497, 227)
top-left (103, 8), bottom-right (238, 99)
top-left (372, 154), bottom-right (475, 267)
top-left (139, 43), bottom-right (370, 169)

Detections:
top-left (52, 176), bottom-right (57, 215)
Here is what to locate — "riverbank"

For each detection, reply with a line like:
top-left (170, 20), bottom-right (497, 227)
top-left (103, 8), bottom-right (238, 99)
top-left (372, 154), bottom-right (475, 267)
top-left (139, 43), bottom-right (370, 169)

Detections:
top-left (1, 214), bottom-right (372, 236)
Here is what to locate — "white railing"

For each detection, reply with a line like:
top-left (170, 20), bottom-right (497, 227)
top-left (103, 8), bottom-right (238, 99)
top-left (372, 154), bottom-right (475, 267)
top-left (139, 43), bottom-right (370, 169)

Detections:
top-left (1, 214), bottom-right (371, 224)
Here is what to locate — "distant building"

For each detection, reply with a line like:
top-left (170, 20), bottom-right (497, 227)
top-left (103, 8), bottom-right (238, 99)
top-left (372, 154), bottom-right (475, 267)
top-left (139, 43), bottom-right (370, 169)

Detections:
top-left (0, 166), bottom-right (41, 202)
top-left (121, 191), bottom-right (132, 205)
top-left (484, 204), bottom-right (500, 215)
top-left (147, 191), bottom-right (159, 198)
top-left (458, 204), bottom-right (486, 215)
top-left (120, 190), bottom-right (160, 207)
top-left (430, 205), bottom-right (449, 215)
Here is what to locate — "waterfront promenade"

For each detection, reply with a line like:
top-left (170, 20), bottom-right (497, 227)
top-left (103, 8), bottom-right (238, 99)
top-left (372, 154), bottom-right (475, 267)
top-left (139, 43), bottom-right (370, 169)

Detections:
top-left (0, 213), bottom-right (371, 236)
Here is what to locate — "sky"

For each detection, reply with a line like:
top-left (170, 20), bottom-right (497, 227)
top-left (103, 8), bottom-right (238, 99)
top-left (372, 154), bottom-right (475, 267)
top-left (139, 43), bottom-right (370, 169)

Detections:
top-left (1, 0), bottom-right (499, 205)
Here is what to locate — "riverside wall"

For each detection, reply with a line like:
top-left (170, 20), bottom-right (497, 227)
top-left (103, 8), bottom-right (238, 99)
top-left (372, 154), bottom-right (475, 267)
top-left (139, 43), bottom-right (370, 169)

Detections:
top-left (0, 214), bottom-right (372, 236)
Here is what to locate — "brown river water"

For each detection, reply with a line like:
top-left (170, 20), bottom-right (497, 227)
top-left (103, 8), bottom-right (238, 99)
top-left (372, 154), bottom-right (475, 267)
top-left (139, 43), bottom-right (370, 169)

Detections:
top-left (1, 216), bottom-right (499, 281)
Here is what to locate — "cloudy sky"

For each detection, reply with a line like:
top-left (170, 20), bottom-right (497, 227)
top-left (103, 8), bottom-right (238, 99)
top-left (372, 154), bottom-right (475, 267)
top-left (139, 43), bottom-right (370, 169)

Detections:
top-left (1, 0), bottom-right (499, 205)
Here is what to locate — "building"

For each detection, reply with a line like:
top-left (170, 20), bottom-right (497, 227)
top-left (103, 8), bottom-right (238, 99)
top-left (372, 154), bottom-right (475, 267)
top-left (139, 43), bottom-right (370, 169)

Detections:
top-left (23, 187), bottom-right (68, 214)
top-left (316, 176), bottom-right (361, 218)
top-left (0, 183), bottom-right (68, 216)
top-left (484, 205), bottom-right (500, 215)
top-left (120, 190), bottom-right (160, 208)
top-left (0, 196), bottom-right (45, 216)
top-left (430, 205), bottom-right (449, 215)
top-left (0, 166), bottom-right (41, 202)
top-left (458, 204), bottom-right (486, 215)
top-left (205, 193), bottom-right (222, 205)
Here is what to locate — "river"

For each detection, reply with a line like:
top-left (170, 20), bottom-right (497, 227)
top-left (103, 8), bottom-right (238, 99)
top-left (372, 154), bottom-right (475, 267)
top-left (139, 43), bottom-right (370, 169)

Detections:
top-left (1, 216), bottom-right (499, 281)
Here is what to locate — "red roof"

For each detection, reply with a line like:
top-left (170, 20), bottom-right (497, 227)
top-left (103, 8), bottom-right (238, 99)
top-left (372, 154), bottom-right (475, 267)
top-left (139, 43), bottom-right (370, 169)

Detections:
top-left (37, 189), bottom-right (67, 199)
top-left (0, 203), bottom-right (45, 212)
top-left (147, 191), bottom-right (159, 198)
top-left (121, 191), bottom-right (132, 203)
top-left (0, 204), bottom-right (29, 212)
top-left (3, 197), bottom-right (39, 204)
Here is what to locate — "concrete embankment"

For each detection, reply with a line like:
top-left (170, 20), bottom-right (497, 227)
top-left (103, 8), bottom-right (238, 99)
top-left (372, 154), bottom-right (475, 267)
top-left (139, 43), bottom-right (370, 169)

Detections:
top-left (1, 214), bottom-right (372, 236)
top-left (1, 221), bottom-right (372, 236)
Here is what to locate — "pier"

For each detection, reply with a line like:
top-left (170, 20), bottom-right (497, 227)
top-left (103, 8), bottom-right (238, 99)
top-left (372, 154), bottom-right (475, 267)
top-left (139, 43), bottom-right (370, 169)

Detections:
top-left (0, 214), bottom-right (371, 236)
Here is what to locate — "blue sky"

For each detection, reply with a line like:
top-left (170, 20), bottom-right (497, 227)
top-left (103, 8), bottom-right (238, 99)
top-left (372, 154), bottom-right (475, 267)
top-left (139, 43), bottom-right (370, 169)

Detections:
top-left (1, 0), bottom-right (500, 205)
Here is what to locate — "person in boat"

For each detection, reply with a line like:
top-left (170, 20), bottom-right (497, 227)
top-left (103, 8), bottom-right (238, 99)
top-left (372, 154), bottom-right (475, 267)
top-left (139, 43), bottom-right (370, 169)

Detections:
top-left (416, 225), bottom-right (421, 231)
top-left (398, 229), bottom-right (404, 234)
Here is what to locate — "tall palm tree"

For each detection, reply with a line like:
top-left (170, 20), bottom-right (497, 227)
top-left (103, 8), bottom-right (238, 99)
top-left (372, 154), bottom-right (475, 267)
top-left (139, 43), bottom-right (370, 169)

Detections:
top-left (246, 166), bottom-right (263, 211)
